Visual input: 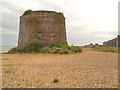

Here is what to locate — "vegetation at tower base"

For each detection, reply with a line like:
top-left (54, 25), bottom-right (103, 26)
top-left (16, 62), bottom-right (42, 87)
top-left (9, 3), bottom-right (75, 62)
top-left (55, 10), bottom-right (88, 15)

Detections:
top-left (8, 42), bottom-right (82, 54)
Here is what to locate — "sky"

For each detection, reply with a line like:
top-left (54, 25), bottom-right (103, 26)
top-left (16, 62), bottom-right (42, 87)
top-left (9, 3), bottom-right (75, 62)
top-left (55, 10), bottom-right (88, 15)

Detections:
top-left (1, 0), bottom-right (119, 46)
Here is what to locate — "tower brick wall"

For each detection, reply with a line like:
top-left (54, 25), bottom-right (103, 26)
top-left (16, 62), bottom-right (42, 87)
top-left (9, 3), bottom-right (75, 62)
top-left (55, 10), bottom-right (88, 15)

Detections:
top-left (18, 10), bottom-right (66, 47)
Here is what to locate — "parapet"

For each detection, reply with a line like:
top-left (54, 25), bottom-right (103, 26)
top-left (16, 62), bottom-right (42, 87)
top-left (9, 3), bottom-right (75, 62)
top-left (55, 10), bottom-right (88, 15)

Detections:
top-left (20, 10), bottom-right (65, 19)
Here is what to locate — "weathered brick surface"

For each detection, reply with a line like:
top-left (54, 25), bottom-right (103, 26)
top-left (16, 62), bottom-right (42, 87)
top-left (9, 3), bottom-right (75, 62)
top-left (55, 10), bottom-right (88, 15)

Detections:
top-left (18, 11), bottom-right (66, 47)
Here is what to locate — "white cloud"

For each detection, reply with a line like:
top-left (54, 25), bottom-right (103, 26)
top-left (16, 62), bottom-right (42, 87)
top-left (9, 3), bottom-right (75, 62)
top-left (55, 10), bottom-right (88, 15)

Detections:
top-left (2, 28), bottom-right (18, 35)
top-left (1, 0), bottom-right (119, 46)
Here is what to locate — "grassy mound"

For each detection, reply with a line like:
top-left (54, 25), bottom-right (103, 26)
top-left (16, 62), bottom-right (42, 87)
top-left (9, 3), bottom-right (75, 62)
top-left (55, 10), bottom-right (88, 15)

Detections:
top-left (8, 42), bottom-right (82, 54)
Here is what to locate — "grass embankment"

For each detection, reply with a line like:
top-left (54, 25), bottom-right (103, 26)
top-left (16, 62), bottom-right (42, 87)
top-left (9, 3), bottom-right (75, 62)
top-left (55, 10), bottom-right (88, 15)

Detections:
top-left (94, 47), bottom-right (118, 53)
top-left (8, 42), bottom-right (82, 54)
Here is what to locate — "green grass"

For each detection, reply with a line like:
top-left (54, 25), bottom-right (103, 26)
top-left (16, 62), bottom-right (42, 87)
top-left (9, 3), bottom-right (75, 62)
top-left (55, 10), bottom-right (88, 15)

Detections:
top-left (94, 47), bottom-right (118, 53)
top-left (5, 68), bottom-right (15, 73)
top-left (23, 10), bottom-right (33, 15)
top-left (8, 42), bottom-right (82, 54)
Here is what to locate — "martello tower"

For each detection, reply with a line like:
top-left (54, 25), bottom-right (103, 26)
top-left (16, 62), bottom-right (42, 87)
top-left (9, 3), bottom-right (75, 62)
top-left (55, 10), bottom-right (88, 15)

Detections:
top-left (18, 10), bottom-right (66, 47)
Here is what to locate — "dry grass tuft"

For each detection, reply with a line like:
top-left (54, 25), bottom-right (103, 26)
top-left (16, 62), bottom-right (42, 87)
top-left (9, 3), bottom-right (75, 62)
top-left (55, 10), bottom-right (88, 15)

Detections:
top-left (5, 68), bottom-right (15, 73)
top-left (94, 47), bottom-right (118, 53)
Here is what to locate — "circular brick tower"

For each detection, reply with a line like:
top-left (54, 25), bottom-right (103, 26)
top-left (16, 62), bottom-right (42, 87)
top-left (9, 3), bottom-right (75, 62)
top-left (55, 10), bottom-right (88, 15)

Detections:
top-left (18, 10), bottom-right (66, 47)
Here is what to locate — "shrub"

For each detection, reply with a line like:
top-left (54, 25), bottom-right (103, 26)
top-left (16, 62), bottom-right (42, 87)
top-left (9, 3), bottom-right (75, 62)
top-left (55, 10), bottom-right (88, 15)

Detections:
top-left (20, 43), bottom-right (43, 53)
top-left (22, 47), bottom-right (31, 53)
top-left (51, 48), bottom-right (58, 54)
top-left (58, 49), bottom-right (69, 54)
top-left (17, 48), bottom-right (23, 52)
top-left (23, 10), bottom-right (33, 15)
top-left (59, 50), bottom-right (64, 54)
top-left (58, 12), bottom-right (64, 16)
top-left (53, 78), bottom-right (59, 83)
top-left (71, 46), bottom-right (82, 52)
top-left (42, 47), bottom-right (52, 53)
top-left (8, 47), bottom-right (18, 53)
top-left (8, 43), bottom-right (44, 53)
top-left (50, 42), bottom-right (71, 49)
top-left (63, 49), bottom-right (70, 54)
top-left (8, 42), bottom-right (82, 54)
top-left (77, 47), bottom-right (82, 52)
top-left (26, 43), bottom-right (43, 52)
top-left (63, 50), bottom-right (68, 54)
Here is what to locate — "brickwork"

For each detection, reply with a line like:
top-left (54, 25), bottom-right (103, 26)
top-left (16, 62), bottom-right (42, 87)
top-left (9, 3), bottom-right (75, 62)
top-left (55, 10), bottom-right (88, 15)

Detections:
top-left (18, 11), bottom-right (66, 47)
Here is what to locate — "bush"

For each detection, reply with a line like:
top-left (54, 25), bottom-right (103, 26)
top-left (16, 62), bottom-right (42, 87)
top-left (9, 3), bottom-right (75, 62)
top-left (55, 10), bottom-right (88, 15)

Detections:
top-left (62, 49), bottom-right (70, 54)
top-left (53, 78), bottom-right (59, 83)
top-left (59, 50), bottom-right (64, 54)
top-left (58, 49), bottom-right (69, 54)
top-left (23, 10), bottom-right (33, 15)
top-left (71, 46), bottom-right (82, 52)
top-left (8, 47), bottom-right (22, 54)
top-left (58, 12), bottom-right (64, 16)
top-left (8, 43), bottom-right (43, 53)
top-left (21, 43), bottom-right (43, 53)
top-left (63, 50), bottom-right (68, 54)
top-left (42, 47), bottom-right (52, 53)
top-left (51, 48), bottom-right (58, 54)
top-left (50, 42), bottom-right (71, 49)
top-left (8, 42), bottom-right (82, 54)
top-left (27, 43), bottom-right (43, 52)
top-left (8, 47), bottom-right (17, 53)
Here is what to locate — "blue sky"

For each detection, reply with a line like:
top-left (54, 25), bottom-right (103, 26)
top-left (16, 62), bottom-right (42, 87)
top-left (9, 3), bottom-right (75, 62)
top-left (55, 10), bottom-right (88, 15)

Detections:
top-left (1, 0), bottom-right (119, 46)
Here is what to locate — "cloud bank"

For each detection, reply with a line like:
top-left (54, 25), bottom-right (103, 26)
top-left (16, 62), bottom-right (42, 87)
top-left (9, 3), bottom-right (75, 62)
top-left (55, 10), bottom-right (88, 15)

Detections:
top-left (1, 0), bottom-right (118, 46)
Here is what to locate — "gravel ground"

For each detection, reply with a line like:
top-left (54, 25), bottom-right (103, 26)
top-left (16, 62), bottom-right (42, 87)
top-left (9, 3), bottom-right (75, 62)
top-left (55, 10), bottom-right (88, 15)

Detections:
top-left (2, 49), bottom-right (118, 88)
